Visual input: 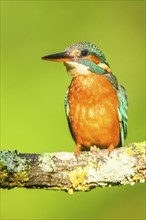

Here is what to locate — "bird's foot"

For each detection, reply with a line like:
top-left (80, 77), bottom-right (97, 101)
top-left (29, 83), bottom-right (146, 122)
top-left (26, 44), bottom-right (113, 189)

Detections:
top-left (108, 144), bottom-right (115, 156)
top-left (74, 144), bottom-right (81, 157)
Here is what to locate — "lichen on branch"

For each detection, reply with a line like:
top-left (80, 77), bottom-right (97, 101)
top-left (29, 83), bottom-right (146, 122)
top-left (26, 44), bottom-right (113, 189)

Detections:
top-left (0, 141), bottom-right (146, 194)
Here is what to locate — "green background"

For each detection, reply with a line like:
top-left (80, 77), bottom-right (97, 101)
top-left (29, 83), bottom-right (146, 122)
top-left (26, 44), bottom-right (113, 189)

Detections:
top-left (0, 1), bottom-right (145, 219)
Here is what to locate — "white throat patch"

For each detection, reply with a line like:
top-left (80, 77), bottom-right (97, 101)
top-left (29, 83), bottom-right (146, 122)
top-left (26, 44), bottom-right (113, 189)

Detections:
top-left (64, 61), bottom-right (90, 76)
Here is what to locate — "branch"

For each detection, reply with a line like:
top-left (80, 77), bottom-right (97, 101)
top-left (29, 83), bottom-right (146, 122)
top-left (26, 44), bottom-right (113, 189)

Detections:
top-left (0, 141), bottom-right (145, 194)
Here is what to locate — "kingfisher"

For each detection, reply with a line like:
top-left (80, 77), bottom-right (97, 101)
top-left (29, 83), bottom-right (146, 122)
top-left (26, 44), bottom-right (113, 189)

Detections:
top-left (42, 42), bottom-right (128, 156)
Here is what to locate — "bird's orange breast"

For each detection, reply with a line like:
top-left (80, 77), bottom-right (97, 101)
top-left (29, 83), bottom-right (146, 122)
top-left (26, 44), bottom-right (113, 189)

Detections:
top-left (68, 73), bottom-right (120, 149)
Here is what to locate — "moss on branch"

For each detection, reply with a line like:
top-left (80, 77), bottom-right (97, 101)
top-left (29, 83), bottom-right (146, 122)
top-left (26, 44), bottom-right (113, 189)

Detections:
top-left (0, 141), bottom-right (146, 194)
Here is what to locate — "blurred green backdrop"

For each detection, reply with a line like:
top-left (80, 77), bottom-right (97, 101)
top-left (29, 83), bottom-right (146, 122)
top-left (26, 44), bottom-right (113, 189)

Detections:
top-left (0, 1), bottom-right (145, 220)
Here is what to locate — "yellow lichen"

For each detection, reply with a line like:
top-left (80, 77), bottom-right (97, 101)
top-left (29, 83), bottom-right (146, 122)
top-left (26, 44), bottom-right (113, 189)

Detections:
top-left (0, 170), bottom-right (8, 184)
top-left (69, 167), bottom-right (89, 192)
top-left (125, 146), bottom-right (134, 156)
top-left (1, 170), bottom-right (29, 188)
top-left (11, 171), bottom-right (29, 186)
top-left (52, 186), bottom-right (74, 194)
top-left (132, 174), bottom-right (145, 182)
top-left (125, 142), bottom-right (146, 158)
top-left (135, 144), bottom-right (145, 157)
top-left (67, 188), bottom-right (74, 195)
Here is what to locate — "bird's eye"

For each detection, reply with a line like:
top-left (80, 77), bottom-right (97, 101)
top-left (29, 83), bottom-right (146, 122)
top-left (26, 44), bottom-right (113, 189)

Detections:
top-left (81, 49), bottom-right (88, 57)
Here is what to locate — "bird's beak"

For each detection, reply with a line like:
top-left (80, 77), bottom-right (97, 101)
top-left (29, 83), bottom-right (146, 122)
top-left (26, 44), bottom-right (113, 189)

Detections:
top-left (42, 52), bottom-right (71, 62)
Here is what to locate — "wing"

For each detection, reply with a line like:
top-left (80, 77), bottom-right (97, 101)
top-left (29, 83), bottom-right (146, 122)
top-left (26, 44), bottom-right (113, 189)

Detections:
top-left (117, 84), bottom-right (128, 145)
top-left (64, 88), bottom-right (75, 140)
top-left (105, 73), bottom-right (128, 145)
top-left (64, 88), bottom-right (69, 118)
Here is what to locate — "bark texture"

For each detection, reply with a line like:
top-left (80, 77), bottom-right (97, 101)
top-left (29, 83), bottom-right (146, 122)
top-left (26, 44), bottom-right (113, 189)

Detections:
top-left (0, 141), bottom-right (145, 194)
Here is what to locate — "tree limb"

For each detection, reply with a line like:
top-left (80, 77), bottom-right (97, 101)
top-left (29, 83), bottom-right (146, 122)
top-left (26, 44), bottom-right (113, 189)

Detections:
top-left (0, 141), bottom-right (145, 194)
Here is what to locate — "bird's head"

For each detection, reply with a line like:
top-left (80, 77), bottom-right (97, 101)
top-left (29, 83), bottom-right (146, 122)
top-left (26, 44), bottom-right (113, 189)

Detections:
top-left (42, 42), bottom-right (112, 76)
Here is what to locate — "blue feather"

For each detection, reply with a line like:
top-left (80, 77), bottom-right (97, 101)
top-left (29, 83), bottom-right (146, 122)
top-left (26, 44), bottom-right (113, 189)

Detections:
top-left (64, 88), bottom-right (69, 118)
top-left (117, 84), bottom-right (128, 145)
top-left (105, 73), bottom-right (128, 145)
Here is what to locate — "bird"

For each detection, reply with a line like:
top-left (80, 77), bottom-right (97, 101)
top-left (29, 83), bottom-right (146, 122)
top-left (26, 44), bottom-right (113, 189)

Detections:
top-left (42, 42), bottom-right (128, 156)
